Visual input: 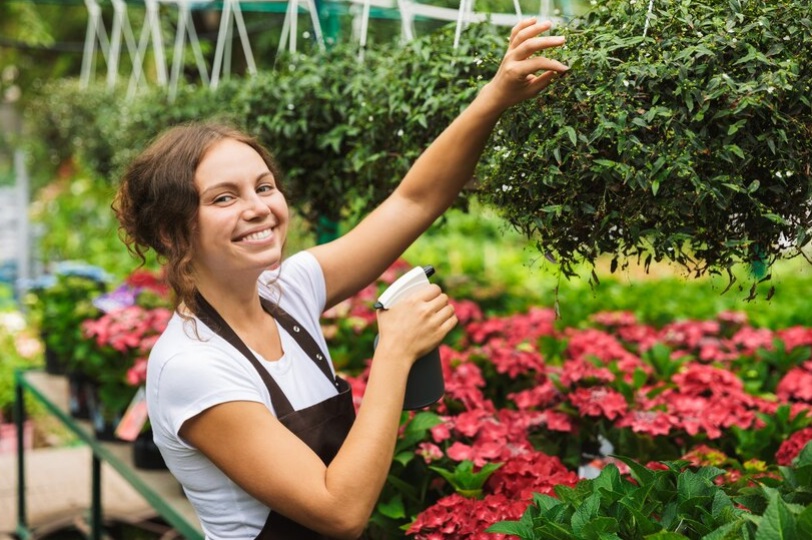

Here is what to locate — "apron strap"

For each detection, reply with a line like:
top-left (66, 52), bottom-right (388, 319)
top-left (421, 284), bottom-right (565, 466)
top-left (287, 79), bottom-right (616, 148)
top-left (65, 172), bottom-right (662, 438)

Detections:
top-left (261, 297), bottom-right (339, 389)
top-left (193, 292), bottom-right (339, 416)
top-left (194, 292), bottom-right (295, 417)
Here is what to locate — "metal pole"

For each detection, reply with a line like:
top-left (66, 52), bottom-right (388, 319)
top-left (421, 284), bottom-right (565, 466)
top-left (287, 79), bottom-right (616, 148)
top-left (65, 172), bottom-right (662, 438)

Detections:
top-left (14, 371), bottom-right (27, 535)
top-left (14, 149), bottom-right (30, 302)
top-left (91, 454), bottom-right (102, 540)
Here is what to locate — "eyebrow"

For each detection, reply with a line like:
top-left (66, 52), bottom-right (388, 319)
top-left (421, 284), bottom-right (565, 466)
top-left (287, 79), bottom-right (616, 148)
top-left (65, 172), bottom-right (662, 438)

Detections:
top-left (199, 172), bottom-right (274, 197)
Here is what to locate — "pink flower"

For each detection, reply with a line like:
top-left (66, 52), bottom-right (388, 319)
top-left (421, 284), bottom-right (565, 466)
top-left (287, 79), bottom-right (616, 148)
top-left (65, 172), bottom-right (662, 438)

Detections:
top-left (558, 357), bottom-right (615, 387)
top-left (544, 410), bottom-right (575, 433)
top-left (509, 379), bottom-right (560, 410)
top-left (778, 327), bottom-right (812, 352)
top-left (407, 493), bottom-right (527, 540)
top-left (487, 451), bottom-right (578, 500)
top-left (616, 410), bottom-right (675, 436)
top-left (451, 299), bottom-right (483, 326)
top-left (776, 427), bottom-right (812, 466)
top-left (416, 442), bottom-right (444, 464)
top-left (568, 387), bottom-right (628, 420)
top-left (777, 366), bottom-right (812, 403)
top-left (126, 357), bottom-right (148, 386)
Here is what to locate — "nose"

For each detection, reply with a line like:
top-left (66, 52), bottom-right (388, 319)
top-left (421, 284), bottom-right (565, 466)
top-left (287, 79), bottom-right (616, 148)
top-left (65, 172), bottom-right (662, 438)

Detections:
top-left (241, 192), bottom-right (271, 220)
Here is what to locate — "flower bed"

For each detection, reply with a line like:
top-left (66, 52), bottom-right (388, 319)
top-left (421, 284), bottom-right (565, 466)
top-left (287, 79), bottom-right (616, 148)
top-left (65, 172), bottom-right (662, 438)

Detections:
top-left (326, 265), bottom-right (812, 539)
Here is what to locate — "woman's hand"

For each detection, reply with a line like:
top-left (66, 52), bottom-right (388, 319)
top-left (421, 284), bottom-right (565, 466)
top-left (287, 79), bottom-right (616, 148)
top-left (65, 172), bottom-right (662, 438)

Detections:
top-left (479, 18), bottom-right (569, 112)
top-left (375, 284), bottom-right (457, 364)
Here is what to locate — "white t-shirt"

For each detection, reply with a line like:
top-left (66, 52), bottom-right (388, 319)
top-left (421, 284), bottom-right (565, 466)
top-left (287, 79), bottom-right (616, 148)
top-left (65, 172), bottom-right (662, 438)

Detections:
top-left (147, 251), bottom-right (339, 540)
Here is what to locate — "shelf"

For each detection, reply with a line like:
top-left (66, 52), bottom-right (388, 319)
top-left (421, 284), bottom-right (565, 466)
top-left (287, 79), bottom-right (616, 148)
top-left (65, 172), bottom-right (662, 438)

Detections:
top-left (15, 370), bottom-right (204, 540)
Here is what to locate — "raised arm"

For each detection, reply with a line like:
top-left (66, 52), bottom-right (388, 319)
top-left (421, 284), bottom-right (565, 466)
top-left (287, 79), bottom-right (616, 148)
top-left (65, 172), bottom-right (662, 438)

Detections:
top-left (310, 18), bottom-right (570, 308)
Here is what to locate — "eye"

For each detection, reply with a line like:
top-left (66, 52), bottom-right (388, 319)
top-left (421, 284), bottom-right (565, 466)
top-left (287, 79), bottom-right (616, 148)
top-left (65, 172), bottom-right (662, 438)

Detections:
top-left (213, 194), bottom-right (235, 204)
top-left (257, 183), bottom-right (276, 194)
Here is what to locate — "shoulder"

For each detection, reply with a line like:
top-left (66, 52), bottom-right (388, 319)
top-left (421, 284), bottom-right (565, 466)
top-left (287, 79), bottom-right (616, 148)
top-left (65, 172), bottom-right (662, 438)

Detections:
top-left (147, 315), bottom-right (268, 437)
top-left (260, 250), bottom-right (327, 316)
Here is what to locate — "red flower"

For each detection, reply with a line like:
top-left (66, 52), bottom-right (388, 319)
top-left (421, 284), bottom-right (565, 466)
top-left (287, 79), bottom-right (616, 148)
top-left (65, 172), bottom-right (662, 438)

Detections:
top-left (776, 427), bottom-right (812, 466)
top-left (543, 410), bottom-right (575, 433)
top-left (407, 493), bottom-right (527, 540)
top-left (451, 299), bottom-right (484, 326)
top-left (487, 451), bottom-right (578, 500)
top-left (558, 357), bottom-right (615, 387)
top-left (416, 442), bottom-right (444, 464)
top-left (778, 327), bottom-right (812, 352)
top-left (777, 365), bottom-right (812, 403)
top-left (568, 386), bottom-right (628, 420)
top-left (616, 410), bottom-right (675, 436)
top-left (509, 379), bottom-right (560, 410)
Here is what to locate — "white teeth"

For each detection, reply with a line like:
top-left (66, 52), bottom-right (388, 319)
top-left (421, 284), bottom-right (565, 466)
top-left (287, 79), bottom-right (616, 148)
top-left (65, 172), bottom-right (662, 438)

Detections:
top-left (243, 229), bottom-right (272, 241)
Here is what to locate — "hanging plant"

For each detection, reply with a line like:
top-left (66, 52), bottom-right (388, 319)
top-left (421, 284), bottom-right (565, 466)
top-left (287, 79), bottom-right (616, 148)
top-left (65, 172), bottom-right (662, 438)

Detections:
top-left (480, 0), bottom-right (812, 295)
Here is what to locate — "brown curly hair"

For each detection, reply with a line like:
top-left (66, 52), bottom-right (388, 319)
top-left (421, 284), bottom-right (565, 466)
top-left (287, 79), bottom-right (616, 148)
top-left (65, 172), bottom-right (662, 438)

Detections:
top-left (113, 121), bottom-right (283, 318)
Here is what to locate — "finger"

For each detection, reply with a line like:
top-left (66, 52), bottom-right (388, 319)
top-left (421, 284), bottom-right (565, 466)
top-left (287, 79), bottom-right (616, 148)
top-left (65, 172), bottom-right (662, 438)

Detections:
top-left (509, 17), bottom-right (539, 46)
top-left (526, 69), bottom-right (564, 93)
top-left (512, 36), bottom-right (567, 61)
top-left (511, 19), bottom-right (554, 48)
top-left (423, 292), bottom-right (450, 315)
top-left (515, 55), bottom-right (569, 76)
top-left (435, 303), bottom-right (456, 322)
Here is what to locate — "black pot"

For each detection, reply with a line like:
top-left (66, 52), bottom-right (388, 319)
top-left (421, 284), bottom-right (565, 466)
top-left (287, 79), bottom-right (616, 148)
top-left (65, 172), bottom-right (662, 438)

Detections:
top-left (42, 334), bottom-right (68, 375)
top-left (90, 399), bottom-right (125, 442)
top-left (68, 371), bottom-right (93, 419)
top-left (133, 429), bottom-right (167, 470)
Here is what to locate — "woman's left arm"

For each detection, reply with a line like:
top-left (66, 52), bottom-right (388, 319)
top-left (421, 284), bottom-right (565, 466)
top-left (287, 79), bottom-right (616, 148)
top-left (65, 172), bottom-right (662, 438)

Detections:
top-left (311, 18), bottom-right (569, 308)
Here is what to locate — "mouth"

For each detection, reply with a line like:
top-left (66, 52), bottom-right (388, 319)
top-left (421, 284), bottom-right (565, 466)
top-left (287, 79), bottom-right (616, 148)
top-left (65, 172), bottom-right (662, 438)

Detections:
top-left (235, 227), bottom-right (274, 243)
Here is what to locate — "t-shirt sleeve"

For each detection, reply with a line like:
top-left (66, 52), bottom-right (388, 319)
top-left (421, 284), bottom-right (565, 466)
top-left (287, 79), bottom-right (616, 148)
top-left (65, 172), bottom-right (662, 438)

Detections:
top-left (261, 250), bottom-right (327, 322)
top-left (152, 346), bottom-right (266, 443)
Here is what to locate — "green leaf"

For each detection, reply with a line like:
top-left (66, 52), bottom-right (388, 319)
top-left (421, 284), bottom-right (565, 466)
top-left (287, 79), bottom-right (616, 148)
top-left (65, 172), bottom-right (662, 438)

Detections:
top-left (756, 489), bottom-right (798, 540)
top-left (644, 532), bottom-right (689, 539)
top-left (798, 505), bottom-right (812, 537)
top-left (376, 493), bottom-right (406, 519)
top-left (571, 493), bottom-right (600, 536)
top-left (563, 125), bottom-right (578, 146)
top-left (614, 455), bottom-right (656, 486)
top-left (429, 460), bottom-right (503, 493)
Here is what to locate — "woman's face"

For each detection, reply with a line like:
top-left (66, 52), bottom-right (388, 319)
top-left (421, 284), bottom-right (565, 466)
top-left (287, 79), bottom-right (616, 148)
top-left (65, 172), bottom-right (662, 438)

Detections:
top-left (191, 138), bottom-right (289, 283)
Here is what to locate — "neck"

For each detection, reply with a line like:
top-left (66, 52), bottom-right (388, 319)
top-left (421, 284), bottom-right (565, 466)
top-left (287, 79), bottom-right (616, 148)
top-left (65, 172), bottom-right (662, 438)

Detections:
top-left (195, 272), bottom-right (267, 329)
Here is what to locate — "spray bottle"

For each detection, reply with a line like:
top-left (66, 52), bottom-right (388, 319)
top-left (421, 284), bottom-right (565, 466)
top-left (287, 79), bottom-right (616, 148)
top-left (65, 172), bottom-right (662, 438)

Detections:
top-left (373, 266), bottom-right (445, 410)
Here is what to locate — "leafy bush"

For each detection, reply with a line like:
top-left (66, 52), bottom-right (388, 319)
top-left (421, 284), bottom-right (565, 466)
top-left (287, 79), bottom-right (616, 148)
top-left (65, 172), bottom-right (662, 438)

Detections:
top-left (487, 446), bottom-right (812, 539)
top-left (0, 310), bottom-right (42, 420)
top-left (24, 79), bottom-right (123, 186)
top-left (22, 262), bottom-right (109, 373)
top-left (481, 0), bottom-right (812, 292)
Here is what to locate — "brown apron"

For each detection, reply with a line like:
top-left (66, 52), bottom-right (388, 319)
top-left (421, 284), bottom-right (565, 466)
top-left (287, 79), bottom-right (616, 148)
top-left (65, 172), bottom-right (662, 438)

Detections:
top-left (195, 293), bottom-right (357, 540)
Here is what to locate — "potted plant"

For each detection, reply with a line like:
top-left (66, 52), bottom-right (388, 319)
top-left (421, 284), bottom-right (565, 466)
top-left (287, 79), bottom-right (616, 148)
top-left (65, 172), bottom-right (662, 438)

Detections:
top-left (79, 268), bottom-right (171, 441)
top-left (0, 308), bottom-right (42, 453)
top-left (23, 262), bottom-right (109, 376)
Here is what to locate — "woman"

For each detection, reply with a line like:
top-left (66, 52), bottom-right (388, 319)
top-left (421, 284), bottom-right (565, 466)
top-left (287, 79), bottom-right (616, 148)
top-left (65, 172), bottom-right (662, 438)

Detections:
top-left (114, 18), bottom-right (568, 540)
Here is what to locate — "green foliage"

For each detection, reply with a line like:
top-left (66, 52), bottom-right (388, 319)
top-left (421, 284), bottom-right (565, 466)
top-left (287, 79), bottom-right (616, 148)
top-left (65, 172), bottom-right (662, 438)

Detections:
top-left (109, 80), bottom-right (246, 180)
top-left (404, 205), bottom-right (812, 329)
top-left (0, 310), bottom-right (43, 419)
top-left (239, 22), bottom-right (502, 226)
top-left (22, 268), bottom-right (108, 374)
top-left (24, 80), bottom-right (124, 186)
top-left (487, 451), bottom-right (812, 540)
top-left (28, 174), bottom-right (143, 278)
top-left (482, 0), bottom-right (812, 293)
top-left (429, 460), bottom-right (503, 498)
top-left (731, 406), bottom-right (811, 471)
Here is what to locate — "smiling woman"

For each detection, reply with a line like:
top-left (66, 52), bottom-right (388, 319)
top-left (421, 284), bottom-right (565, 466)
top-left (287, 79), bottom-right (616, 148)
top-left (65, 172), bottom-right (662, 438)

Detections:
top-left (112, 18), bottom-right (570, 540)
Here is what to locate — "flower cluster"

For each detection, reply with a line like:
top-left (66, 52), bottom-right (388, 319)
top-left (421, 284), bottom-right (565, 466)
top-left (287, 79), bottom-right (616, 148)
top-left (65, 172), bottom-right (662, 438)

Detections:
top-left (330, 268), bottom-right (812, 539)
top-left (76, 268), bottom-right (172, 412)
